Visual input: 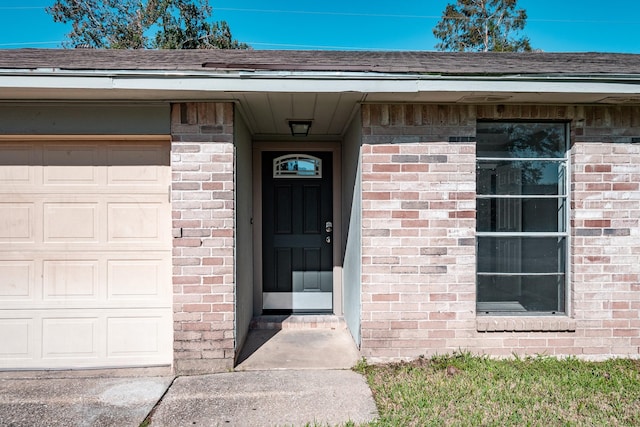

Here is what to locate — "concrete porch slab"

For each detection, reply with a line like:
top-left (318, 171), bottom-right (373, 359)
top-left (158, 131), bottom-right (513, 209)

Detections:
top-left (236, 328), bottom-right (360, 371)
top-left (236, 316), bottom-right (361, 371)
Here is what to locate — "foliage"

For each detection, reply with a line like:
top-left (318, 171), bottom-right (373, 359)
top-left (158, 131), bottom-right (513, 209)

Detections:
top-left (359, 353), bottom-right (640, 426)
top-left (433, 0), bottom-right (532, 52)
top-left (353, 357), bottom-right (369, 374)
top-left (47, 0), bottom-right (249, 49)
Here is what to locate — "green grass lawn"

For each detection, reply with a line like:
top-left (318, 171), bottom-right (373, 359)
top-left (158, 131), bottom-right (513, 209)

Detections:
top-left (354, 353), bottom-right (640, 426)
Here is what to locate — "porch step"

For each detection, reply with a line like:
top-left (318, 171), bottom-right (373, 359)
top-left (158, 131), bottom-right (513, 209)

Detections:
top-left (250, 315), bottom-right (347, 330)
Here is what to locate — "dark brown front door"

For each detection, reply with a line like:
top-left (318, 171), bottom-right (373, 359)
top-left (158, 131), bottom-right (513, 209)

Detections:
top-left (262, 151), bottom-right (333, 312)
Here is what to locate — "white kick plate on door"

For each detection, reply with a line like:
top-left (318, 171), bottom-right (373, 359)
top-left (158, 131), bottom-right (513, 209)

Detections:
top-left (263, 292), bottom-right (332, 311)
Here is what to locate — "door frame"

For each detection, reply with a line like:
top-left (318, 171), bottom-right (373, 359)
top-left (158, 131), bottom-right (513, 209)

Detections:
top-left (252, 141), bottom-right (342, 316)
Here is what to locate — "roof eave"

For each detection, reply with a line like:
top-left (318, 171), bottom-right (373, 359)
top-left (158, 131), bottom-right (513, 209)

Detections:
top-left (1, 68), bottom-right (640, 103)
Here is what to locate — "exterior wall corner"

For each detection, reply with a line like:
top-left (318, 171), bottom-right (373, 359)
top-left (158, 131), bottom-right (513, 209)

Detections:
top-left (170, 101), bottom-right (237, 374)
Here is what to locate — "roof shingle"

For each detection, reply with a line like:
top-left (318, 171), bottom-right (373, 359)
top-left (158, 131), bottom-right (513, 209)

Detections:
top-left (0, 49), bottom-right (639, 75)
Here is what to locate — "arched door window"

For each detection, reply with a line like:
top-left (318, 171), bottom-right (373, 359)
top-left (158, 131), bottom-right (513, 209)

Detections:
top-left (273, 154), bottom-right (322, 178)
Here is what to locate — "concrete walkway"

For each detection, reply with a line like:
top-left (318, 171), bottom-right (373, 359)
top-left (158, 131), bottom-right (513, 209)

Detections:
top-left (0, 374), bottom-right (173, 427)
top-left (0, 323), bottom-right (379, 427)
top-left (150, 370), bottom-right (377, 427)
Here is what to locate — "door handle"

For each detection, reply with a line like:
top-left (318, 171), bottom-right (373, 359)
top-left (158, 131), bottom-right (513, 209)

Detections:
top-left (325, 236), bottom-right (331, 244)
top-left (325, 221), bottom-right (333, 233)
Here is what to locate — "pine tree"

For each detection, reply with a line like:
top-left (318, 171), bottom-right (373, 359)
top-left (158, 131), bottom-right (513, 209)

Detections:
top-left (433, 0), bottom-right (532, 52)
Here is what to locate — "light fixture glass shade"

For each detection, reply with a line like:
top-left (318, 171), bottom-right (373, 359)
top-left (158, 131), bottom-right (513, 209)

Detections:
top-left (288, 120), bottom-right (312, 136)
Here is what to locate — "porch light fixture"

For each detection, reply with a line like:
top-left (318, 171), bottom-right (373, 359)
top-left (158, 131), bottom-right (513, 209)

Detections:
top-left (288, 120), bottom-right (312, 137)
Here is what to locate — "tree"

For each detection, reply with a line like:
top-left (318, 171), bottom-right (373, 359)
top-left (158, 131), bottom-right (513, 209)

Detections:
top-left (149, 0), bottom-right (248, 49)
top-left (433, 0), bottom-right (532, 52)
top-left (47, 0), bottom-right (249, 49)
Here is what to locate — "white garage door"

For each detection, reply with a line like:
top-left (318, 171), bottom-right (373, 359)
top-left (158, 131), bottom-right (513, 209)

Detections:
top-left (0, 137), bottom-right (172, 370)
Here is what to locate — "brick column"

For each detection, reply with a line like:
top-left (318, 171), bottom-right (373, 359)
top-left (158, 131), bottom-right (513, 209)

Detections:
top-left (171, 102), bottom-right (235, 374)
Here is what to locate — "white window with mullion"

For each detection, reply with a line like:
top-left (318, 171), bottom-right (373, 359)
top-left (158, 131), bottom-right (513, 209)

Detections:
top-left (476, 122), bottom-right (569, 315)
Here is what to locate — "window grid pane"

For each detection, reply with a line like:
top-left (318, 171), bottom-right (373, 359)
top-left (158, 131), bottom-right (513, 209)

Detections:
top-left (477, 161), bottom-right (566, 196)
top-left (477, 198), bottom-right (567, 233)
top-left (476, 122), bottom-right (567, 158)
top-left (477, 237), bottom-right (567, 274)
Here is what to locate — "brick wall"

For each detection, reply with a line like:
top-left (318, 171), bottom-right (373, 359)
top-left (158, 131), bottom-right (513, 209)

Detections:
top-left (572, 142), bottom-right (640, 356)
top-left (361, 104), bottom-right (477, 359)
top-left (360, 104), bottom-right (640, 361)
top-left (171, 102), bottom-right (236, 374)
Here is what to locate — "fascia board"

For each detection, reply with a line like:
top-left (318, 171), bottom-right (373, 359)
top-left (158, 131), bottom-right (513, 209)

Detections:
top-left (0, 75), bottom-right (115, 90)
top-left (414, 79), bottom-right (640, 95)
top-left (1, 72), bottom-right (639, 97)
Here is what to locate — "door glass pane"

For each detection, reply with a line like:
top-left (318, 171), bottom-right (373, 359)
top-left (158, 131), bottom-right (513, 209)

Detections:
top-left (477, 237), bottom-right (566, 274)
top-left (273, 154), bottom-right (322, 178)
top-left (477, 122), bottom-right (566, 158)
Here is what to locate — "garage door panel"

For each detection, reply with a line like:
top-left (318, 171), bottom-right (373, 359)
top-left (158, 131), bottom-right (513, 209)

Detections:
top-left (44, 145), bottom-right (101, 185)
top-left (108, 259), bottom-right (168, 299)
top-left (0, 261), bottom-right (34, 299)
top-left (0, 145), bottom-right (36, 185)
top-left (108, 203), bottom-right (166, 242)
top-left (43, 260), bottom-right (99, 300)
top-left (42, 317), bottom-right (99, 359)
top-left (0, 309), bottom-right (172, 369)
top-left (108, 145), bottom-right (168, 186)
top-left (108, 166), bottom-right (164, 185)
top-left (0, 203), bottom-right (34, 242)
top-left (44, 202), bottom-right (99, 242)
top-left (107, 316), bottom-right (168, 357)
top-left (5, 300), bottom-right (170, 311)
top-left (2, 253), bottom-right (170, 310)
top-left (0, 318), bottom-right (33, 359)
top-left (42, 258), bottom-right (169, 302)
top-left (0, 138), bottom-right (172, 370)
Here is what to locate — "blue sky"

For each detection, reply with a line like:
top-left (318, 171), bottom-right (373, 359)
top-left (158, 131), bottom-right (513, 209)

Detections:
top-left (0, 0), bottom-right (639, 52)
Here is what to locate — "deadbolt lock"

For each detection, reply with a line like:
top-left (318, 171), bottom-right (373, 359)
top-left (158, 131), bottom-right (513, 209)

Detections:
top-left (325, 221), bottom-right (333, 233)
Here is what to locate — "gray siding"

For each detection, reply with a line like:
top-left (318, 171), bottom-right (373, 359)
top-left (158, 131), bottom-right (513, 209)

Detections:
top-left (0, 104), bottom-right (169, 134)
top-left (234, 111), bottom-right (253, 352)
top-left (342, 108), bottom-right (363, 345)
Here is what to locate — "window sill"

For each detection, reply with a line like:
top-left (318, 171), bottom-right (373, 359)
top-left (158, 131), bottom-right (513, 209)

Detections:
top-left (476, 316), bottom-right (576, 332)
